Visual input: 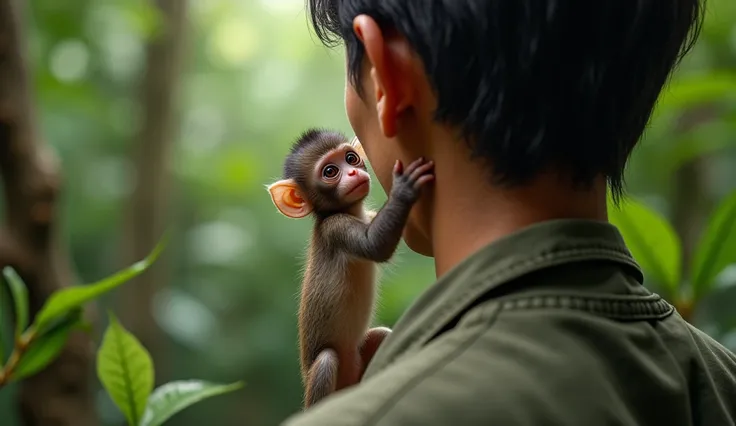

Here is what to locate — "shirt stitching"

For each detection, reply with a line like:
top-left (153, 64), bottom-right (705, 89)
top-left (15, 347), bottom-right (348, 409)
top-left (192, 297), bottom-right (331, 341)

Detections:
top-left (408, 247), bottom-right (641, 354)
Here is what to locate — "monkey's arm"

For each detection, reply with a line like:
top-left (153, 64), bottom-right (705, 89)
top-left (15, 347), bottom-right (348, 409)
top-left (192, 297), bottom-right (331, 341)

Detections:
top-left (322, 199), bottom-right (412, 262)
top-left (321, 157), bottom-right (433, 262)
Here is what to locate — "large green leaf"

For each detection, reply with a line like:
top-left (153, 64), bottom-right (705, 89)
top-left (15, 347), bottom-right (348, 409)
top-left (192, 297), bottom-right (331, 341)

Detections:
top-left (608, 196), bottom-right (682, 296)
top-left (97, 313), bottom-right (155, 426)
top-left (33, 235), bottom-right (167, 331)
top-left (139, 380), bottom-right (244, 426)
top-left (656, 72), bottom-right (736, 113)
top-left (666, 121), bottom-right (736, 174)
top-left (2, 267), bottom-right (29, 338)
top-left (690, 189), bottom-right (736, 301)
top-left (10, 308), bottom-right (85, 382)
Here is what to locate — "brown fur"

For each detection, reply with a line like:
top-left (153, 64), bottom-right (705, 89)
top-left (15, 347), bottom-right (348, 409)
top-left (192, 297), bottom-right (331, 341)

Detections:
top-left (268, 128), bottom-right (434, 408)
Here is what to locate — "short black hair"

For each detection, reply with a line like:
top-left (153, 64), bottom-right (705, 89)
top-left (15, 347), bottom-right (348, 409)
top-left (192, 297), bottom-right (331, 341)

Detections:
top-left (306, 0), bottom-right (704, 199)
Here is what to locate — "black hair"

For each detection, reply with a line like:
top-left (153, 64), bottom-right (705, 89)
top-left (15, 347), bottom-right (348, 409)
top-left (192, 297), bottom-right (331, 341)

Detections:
top-left (306, 0), bottom-right (704, 199)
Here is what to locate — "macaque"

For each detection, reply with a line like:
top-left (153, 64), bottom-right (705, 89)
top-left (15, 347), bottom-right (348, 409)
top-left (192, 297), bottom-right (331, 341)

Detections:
top-left (266, 128), bottom-right (434, 408)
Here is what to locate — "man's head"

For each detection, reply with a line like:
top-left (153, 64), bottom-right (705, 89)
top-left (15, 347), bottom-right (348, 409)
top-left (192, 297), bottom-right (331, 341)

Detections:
top-left (306, 0), bottom-right (704, 255)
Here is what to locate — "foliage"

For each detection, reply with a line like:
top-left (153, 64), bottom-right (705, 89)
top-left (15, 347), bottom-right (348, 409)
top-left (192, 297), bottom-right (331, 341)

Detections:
top-left (608, 196), bottom-right (682, 294)
top-left (98, 312), bottom-right (243, 426)
top-left (609, 187), bottom-right (736, 318)
top-left (0, 237), bottom-right (242, 425)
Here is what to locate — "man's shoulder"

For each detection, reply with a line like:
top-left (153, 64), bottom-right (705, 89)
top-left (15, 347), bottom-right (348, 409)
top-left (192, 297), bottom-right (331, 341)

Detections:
top-left (282, 301), bottom-right (617, 426)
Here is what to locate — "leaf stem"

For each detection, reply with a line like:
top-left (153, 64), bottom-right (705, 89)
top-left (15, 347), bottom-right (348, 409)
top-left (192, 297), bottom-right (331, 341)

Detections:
top-left (0, 329), bottom-right (36, 387)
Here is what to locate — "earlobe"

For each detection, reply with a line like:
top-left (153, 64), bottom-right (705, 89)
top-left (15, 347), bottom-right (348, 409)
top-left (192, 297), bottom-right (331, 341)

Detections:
top-left (266, 179), bottom-right (313, 219)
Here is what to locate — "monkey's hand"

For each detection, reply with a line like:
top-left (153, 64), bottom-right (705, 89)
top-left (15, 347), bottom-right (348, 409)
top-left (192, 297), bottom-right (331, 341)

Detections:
top-left (326, 158), bottom-right (433, 262)
top-left (390, 157), bottom-right (435, 204)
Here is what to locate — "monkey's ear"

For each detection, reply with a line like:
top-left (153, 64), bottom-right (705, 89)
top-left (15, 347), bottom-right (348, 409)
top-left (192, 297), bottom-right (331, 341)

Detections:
top-left (267, 179), bottom-right (313, 218)
top-left (350, 136), bottom-right (367, 159)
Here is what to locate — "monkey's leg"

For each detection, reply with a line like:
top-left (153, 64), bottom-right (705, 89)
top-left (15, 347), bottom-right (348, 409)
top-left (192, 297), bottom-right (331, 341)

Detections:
top-left (358, 326), bottom-right (392, 379)
top-left (304, 348), bottom-right (339, 409)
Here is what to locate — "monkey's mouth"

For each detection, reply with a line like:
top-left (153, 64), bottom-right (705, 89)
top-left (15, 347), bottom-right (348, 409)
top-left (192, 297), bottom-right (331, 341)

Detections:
top-left (347, 180), bottom-right (369, 195)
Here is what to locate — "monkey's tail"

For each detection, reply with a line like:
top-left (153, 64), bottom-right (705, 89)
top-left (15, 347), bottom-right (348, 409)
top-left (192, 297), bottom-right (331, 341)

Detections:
top-left (304, 348), bottom-right (338, 409)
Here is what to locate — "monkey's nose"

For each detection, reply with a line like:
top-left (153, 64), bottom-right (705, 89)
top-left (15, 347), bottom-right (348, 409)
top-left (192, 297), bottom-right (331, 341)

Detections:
top-left (348, 169), bottom-right (357, 176)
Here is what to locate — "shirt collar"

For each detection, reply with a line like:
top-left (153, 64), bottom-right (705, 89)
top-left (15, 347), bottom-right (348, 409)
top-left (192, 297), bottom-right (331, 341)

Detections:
top-left (365, 219), bottom-right (644, 375)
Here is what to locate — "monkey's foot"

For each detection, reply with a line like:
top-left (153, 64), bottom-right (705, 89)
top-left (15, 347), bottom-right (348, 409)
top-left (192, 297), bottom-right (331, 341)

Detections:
top-left (359, 326), bottom-right (392, 378)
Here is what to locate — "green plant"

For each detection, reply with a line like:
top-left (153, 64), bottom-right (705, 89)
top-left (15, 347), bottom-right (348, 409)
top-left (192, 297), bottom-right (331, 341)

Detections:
top-left (97, 312), bottom-right (243, 426)
top-left (609, 188), bottom-right (736, 321)
top-left (0, 235), bottom-right (243, 425)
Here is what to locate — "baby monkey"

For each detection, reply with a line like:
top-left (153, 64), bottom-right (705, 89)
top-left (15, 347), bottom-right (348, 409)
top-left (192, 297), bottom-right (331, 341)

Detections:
top-left (267, 128), bottom-right (434, 408)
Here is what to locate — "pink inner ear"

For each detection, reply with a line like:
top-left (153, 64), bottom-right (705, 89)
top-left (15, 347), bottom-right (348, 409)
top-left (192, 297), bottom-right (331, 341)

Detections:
top-left (269, 182), bottom-right (312, 219)
top-left (284, 195), bottom-right (311, 218)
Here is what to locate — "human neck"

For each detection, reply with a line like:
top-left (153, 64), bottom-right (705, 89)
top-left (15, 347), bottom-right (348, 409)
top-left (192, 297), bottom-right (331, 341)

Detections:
top-left (428, 144), bottom-right (609, 279)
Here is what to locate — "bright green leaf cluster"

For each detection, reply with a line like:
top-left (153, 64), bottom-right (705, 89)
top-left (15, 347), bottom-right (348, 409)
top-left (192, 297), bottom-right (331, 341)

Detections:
top-left (609, 188), bottom-right (736, 305)
top-left (33, 234), bottom-right (168, 331)
top-left (0, 234), bottom-right (167, 386)
top-left (0, 231), bottom-right (242, 424)
top-left (608, 196), bottom-right (682, 295)
top-left (690, 190), bottom-right (736, 300)
top-left (98, 313), bottom-right (243, 426)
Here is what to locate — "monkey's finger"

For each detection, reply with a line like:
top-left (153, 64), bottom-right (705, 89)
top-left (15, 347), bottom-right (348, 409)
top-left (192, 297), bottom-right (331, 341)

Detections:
top-left (414, 174), bottom-right (435, 189)
top-left (408, 161), bottom-right (434, 182)
top-left (403, 157), bottom-right (426, 175)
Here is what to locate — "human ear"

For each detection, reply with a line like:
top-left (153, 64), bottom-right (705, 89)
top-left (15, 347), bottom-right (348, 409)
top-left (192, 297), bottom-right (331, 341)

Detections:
top-left (266, 179), bottom-right (313, 218)
top-left (352, 15), bottom-right (414, 138)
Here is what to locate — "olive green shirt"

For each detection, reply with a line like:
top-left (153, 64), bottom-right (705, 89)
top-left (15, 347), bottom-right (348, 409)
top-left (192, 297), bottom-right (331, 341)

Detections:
top-left (283, 219), bottom-right (736, 425)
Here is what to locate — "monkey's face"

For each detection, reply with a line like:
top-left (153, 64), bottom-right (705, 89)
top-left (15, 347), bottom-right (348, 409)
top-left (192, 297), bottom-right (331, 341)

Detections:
top-left (311, 144), bottom-right (371, 210)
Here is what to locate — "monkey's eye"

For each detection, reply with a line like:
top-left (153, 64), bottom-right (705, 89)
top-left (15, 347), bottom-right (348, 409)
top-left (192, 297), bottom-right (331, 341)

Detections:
top-left (345, 151), bottom-right (361, 165)
top-left (322, 164), bottom-right (340, 179)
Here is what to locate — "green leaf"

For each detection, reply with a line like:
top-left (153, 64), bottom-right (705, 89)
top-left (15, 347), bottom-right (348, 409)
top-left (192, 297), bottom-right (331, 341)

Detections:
top-left (139, 380), bottom-right (244, 426)
top-left (97, 312), bottom-right (154, 426)
top-left (657, 72), bottom-right (736, 113)
top-left (0, 284), bottom-right (6, 365)
top-left (690, 189), bottom-right (736, 301)
top-left (608, 196), bottom-right (682, 296)
top-left (2, 267), bottom-right (29, 338)
top-left (33, 234), bottom-right (167, 330)
top-left (118, 0), bottom-right (164, 40)
top-left (666, 121), bottom-right (736, 173)
top-left (10, 308), bottom-right (84, 382)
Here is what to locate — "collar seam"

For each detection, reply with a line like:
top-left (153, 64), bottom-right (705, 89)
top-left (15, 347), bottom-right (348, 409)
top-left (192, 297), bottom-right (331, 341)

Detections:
top-left (495, 293), bottom-right (674, 320)
top-left (412, 247), bottom-right (641, 350)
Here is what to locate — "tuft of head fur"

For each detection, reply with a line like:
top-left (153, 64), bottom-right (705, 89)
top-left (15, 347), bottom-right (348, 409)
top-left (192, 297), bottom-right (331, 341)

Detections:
top-left (284, 128), bottom-right (348, 182)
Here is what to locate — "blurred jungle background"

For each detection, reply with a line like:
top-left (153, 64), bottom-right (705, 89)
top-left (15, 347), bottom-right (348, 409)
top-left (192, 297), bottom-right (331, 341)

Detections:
top-left (0, 0), bottom-right (735, 425)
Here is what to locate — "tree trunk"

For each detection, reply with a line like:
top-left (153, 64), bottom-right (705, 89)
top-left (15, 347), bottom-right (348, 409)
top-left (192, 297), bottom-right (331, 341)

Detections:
top-left (119, 0), bottom-right (188, 379)
top-left (0, 0), bottom-right (98, 424)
